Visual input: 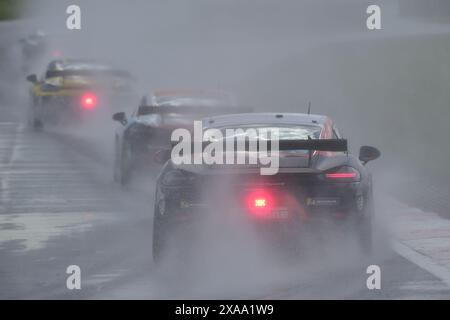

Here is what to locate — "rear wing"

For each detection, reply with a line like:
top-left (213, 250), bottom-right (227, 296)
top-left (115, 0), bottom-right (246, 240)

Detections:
top-left (276, 139), bottom-right (347, 152)
top-left (174, 138), bottom-right (347, 153)
top-left (165, 138), bottom-right (347, 167)
top-left (137, 105), bottom-right (253, 116)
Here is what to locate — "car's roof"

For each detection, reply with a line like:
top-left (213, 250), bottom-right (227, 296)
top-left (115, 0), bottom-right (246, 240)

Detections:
top-left (47, 59), bottom-right (119, 72)
top-left (143, 89), bottom-right (236, 107)
top-left (203, 112), bottom-right (329, 129)
top-left (151, 89), bottom-right (232, 98)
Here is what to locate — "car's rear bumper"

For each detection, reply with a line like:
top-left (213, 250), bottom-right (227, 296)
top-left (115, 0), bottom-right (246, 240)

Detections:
top-left (156, 182), bottom-right (366, 226)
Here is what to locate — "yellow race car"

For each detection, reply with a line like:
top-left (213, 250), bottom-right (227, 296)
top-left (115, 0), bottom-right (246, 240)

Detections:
top-left (26, 59), bottom-right (136, 129)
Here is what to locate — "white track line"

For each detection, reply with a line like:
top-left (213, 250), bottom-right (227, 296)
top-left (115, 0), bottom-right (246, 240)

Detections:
top-left (393, 241), bottom-right (450, 288)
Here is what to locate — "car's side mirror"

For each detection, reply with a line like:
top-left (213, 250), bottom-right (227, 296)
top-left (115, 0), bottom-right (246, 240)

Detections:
top-left (359, 146), bottom-right (380, 164)
top-left (154, 149), bottom-right (171, 164)
top-left (112, 112), bottom-right (127, 125)
top-left (26, 74), bottom-right (38, 84)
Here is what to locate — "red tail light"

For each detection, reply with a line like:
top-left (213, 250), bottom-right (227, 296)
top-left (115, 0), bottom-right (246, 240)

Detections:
top-left (326, 172), bottom-right (357, 179)
top-left (245, 189), bottom-right (274, 217)
top-left (325, 166), bottom-right (360, 181)
top-left (51, 50), bottom-right (63, 58)
top-left (254, 198), bottom-right (267, 208)
top-left (81, 92), bottom-right (97, 110)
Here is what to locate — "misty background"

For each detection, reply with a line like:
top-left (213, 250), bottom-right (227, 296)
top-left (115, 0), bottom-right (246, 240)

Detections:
top-left (1, 0), bottom-right (450, 299)
top-left (3, 0), bottom-right (447, 215)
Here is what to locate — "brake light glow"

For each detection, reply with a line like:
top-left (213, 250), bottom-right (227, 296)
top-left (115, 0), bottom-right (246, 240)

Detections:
top-left (52, 50), bottom-right (62, 58)
top-left (325, 167), bottom-right (360, 181)
top-left (325, 172), bottom-right (357, 179)
top-left (254, 198), bottom-right (267, 207)
top-left (245, 189), bottom-right (274, 217)
top-left (81, 92), bottom-right (97, 110)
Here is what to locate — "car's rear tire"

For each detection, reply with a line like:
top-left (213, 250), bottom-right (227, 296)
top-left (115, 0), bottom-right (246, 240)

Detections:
top-left (355, 194), bottom-right (374, 255)
top-left (152, 200), bottom-right (168, 264)
top-left (114, 141), bottom-right (131, 186)
top-left (32, 118), bottom-right (44, 131)
top-left (113, 142), bottom-right (122, 183)
top-left (28, 105), bottom-right (43, 131)
top-left (357, 216), bottom-right (373, 255)
top-left (28, 95), bottom-right (44, 131)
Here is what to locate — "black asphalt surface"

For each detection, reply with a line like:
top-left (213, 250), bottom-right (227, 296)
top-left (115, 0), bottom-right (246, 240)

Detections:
top-left (0, 120), bottom-right (449, 299)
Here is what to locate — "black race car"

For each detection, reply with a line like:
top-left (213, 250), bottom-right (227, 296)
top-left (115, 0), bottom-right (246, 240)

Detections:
top-left (26, 59), bottom-right (136, 129)
top-left (152, 112), bottom-right (380, 262)
top-left (112, 90), bottom-right (250, 185)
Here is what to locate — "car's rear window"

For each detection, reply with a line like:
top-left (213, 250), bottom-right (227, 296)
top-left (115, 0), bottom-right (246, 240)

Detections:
top-left (219, 125), bottom-right (322, 140)
top-left (46, 62), bottom-right (132, 79)
top-left (155, 97), bottom-right (230, 108)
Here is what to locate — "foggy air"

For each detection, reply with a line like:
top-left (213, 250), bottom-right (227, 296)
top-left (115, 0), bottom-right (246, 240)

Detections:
top-left (1, 0), bottom-right (450, 305)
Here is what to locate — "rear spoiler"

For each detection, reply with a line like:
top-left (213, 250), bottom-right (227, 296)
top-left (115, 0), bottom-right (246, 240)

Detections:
top-left (172, 138), bottom-right (347, 152)
top-left (138, 105), bottom-right (253, 116)
top-left (277, 139), bottom-right (347, 152)
top-left (165, 138), bottom-right (347, 167)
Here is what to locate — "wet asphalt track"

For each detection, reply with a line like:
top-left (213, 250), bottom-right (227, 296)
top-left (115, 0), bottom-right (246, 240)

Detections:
top-left (2, 1), bottom-right (450, 299)
top-left (1, 107), bottom-right (450, 299)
